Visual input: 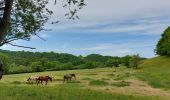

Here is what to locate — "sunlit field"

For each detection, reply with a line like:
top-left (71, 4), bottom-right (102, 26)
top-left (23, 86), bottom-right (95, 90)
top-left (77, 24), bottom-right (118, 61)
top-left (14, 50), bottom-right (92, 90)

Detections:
top-left (1, 67), bottom-right (170, 100)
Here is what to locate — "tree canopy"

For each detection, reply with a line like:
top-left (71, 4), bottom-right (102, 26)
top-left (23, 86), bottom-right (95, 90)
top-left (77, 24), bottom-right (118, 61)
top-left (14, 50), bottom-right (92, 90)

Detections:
top-left (0, 49), bottom-right (146, 74)
top-left (0, 0), bottom-right (86, 46)
top-left (156, 27), bottom-right (170, 56)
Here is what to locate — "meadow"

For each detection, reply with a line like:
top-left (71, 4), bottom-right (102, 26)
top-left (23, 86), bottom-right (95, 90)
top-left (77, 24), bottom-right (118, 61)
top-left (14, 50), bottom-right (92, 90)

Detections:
top-left (1, 65), bottom-right (170, 100)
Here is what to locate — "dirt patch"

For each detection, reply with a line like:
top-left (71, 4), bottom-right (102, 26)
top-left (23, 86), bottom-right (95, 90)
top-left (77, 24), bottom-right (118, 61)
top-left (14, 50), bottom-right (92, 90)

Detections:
top-left (86, 78), bottom-right (170, 100)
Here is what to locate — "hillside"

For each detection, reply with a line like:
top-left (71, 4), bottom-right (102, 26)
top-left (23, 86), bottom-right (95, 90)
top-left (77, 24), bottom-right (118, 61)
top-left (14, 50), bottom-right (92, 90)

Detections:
top-left (0, 49), bottom-right (146, 74)
top-left (137, 56), bottom-right (170, 89)
top-left (139, 56), bottom-right (170, 68)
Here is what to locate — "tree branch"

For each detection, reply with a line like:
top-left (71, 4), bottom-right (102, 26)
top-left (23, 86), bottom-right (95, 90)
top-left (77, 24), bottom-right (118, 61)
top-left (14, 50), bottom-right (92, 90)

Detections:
top-left (7, 42), bottom-right (36, 49)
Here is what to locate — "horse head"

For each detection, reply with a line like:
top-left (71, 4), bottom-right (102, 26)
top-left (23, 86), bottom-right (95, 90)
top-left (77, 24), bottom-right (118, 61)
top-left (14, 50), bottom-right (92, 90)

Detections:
top-left (47, 76), bottom-right (52, 82)
top-left (70, 74), bottom-right (76, 79)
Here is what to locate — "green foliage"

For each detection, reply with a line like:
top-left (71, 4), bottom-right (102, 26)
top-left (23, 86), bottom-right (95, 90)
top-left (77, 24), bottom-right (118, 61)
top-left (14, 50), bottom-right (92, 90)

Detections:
top-left (0, 49), bottom-right (145, 74)
top-left (121, 55), bottom-right (132, 67)
top-left (0, 0), bottom-right (86, 45)
top-left (8, 65), bottom-right (32, 74)
top-left (0, 52), bottom-right (9, 73)
top-left (30, 62), bottom-right (44, 72)
top-left (84, 54), bottom-right (109, 62)
top-left (129, 54), bottom-right (141, 69)
top-left (156, 27), bottom-right (170, 56)
top-left (105, 59), bottom-right (119, 67)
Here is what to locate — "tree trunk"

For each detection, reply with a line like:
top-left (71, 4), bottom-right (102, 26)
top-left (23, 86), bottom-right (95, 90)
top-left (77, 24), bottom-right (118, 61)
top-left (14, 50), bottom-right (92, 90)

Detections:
top-left (0, 0), bottom-right (14, 79)
top-left (0, 0), bottom-right (14, 44)
top-left (0, 60), bottom-right (3, 79)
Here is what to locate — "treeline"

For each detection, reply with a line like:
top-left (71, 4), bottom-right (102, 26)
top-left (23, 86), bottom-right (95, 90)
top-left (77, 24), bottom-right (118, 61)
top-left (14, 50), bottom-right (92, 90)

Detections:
top-left (0, 49), bottom-right (146, 74)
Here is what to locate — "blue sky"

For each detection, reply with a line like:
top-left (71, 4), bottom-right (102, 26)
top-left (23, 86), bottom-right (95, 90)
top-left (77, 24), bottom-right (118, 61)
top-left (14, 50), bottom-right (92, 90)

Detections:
top-left (1, 0), bottom-right (170, 58)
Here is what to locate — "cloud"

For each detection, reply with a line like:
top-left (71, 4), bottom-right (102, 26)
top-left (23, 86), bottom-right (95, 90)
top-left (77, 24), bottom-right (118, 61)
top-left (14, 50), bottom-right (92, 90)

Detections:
top-left (44, 0), bottom-right (170, 36)
top-left (58, 42), bottom-right (155, 57)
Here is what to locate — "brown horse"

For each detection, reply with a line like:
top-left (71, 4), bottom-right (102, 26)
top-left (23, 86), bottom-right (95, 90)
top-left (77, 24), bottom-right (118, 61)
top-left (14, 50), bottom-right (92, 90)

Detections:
top-left (37, 76), bottom-right (52, 85)
top-left (63, 74), bottom-right (76, 82)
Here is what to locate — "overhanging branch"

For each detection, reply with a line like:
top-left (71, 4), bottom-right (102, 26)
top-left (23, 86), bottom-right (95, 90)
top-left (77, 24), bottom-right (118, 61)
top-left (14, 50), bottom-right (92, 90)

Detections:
top-left (7, 42), bottom-right (36, 49)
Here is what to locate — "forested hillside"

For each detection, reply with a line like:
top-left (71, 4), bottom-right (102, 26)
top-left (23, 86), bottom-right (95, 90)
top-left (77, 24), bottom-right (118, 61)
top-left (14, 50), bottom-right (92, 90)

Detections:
top-left (0, 49), bottom-right (145, 74)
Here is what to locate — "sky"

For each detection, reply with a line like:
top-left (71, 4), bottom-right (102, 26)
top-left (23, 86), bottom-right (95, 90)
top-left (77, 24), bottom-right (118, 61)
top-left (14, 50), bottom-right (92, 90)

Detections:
top-left (1, 0), bottom-right (170, 58)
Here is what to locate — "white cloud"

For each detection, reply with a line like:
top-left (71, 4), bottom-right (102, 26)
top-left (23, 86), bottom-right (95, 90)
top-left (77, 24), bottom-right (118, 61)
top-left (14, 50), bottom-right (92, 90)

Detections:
top-left (59, 42), bottom-right (155, 57)
top-left (44, 0), bottom-right (170, 35)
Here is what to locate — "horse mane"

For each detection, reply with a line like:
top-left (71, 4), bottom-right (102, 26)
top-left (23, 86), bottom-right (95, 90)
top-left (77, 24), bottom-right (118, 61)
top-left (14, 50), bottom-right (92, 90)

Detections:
top-left (70, 74), bottom-right (76, 77)
top-left (46, 76), bottom-right (52, 80)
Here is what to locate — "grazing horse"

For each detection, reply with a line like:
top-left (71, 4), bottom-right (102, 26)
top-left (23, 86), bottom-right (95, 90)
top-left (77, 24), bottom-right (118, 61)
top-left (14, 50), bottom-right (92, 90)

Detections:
top-left (27, 76), bottom-right (39, 84)
top-left (37, 76), bottom-right (52, 85)
top-left (63, 74), bottom-right (76, 82)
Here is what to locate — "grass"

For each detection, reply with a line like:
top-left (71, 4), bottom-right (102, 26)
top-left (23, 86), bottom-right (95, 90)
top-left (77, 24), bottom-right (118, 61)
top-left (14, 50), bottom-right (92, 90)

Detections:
top-left (81, 77), bottom-right (92, 80)
top-left (0, 67), bottom-right (168, 99)
top-left (0, 85), bottom-right (159, 100)
top-left (136, 56), bottom-right (170, 89)
top-left (111, 80), bottom-right (131, 87)
top-left (89, 80), bottom-right (109, 86)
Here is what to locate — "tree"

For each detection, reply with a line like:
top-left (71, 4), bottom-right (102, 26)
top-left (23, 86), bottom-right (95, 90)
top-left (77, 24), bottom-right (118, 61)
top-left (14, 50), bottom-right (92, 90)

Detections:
top-left (155, 27), bottom-right (170, 56)
top-left (30, 62), bottom-right (44, 72)
top-left (0, 0), bottom-right (86, 45)
top-left (105, 59), bottom-right (119, 68)
top-left (0, 53), bottom-right (8, 79)
top-left (0, 0), bottom-right (86, 79)
top-left (129, 54), bottom-right (140, 69)
top-left (121, 55), bottom-right (132, 68)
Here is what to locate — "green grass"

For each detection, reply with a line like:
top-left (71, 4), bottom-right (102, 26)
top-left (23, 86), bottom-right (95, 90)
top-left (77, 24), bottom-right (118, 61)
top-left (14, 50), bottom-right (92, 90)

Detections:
top-left (0, 85), bottom-right (159, 100)
top-left (0, 67), bottom-right (166, 99)
top-left (136, 56), bottom-right (170, 89)
top-left (89, 80), bottom-right (109, 86)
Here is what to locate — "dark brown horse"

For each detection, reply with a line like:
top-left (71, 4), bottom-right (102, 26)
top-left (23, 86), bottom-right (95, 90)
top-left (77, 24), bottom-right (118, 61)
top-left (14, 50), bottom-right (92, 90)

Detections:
top-left (63, 74), bottom-right (76, 82)
top-left (37, 76), bottom-right (52, 85)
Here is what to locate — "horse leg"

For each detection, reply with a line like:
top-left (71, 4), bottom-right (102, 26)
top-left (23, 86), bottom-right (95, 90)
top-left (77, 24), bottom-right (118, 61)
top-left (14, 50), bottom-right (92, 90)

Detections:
top-left (46, 81), bottom-right (47, 85)
top-left (37, 80), bottom-right (40, 85)
top-left (41, 80), bottom-right (43, 85)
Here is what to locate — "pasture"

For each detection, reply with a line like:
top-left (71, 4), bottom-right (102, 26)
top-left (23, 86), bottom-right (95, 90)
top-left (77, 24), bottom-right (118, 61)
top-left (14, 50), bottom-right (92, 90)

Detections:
top-left (0, 66), bottom-right (170, 100)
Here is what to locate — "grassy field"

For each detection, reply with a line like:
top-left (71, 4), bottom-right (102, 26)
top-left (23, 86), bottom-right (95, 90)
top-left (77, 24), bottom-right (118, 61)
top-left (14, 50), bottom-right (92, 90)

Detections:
top-left (0, 64), bottom-right (170, 100)
top-left (137, 56), bottom-right (170, 90)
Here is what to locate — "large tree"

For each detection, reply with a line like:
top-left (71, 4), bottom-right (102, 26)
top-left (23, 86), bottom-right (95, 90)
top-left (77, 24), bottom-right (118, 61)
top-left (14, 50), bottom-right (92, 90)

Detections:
top-left (156, 27), bottom-right (170, 56)
top-left (0, 0), bottom-right (86, 79)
